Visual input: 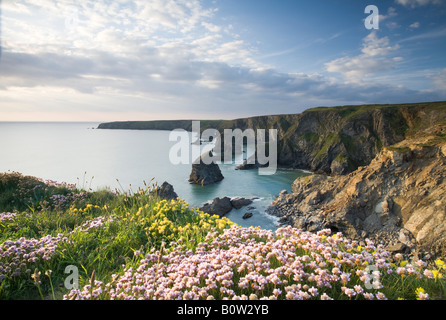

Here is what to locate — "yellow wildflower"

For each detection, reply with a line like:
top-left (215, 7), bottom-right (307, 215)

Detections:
top-left (415, 287), bottom-right (429, 300)
top-left (432, 270), bottom-right (443, 279)
top-left (415, 287), bottom-right (425, 295)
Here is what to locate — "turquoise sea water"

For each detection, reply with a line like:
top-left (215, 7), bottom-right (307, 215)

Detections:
top-left (0, 122), bottom-right (309, 230)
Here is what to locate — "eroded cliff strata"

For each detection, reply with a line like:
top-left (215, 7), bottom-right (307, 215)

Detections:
top-left (270, 123), bottom-right (446, 258)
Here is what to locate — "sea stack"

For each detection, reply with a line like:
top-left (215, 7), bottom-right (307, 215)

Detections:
top-left (151, 181), bottom-right (178, 200)
top-left (189, 152), bottom-right (224, 186)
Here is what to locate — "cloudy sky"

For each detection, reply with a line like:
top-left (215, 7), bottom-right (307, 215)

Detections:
top-left (1, 0), bottom-right (445, 121)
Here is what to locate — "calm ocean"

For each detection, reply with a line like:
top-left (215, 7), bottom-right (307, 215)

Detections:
top-left (0, 122), bottom-right (309, 230)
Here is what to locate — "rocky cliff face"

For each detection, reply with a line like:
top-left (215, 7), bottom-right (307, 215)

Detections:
top-left (98, 102), bottom-right (446, 176)
top-left (204, 102), bottom-right (446, 175)
top-left (274, 102), bottom-right (446, 175)
top-left (270, 123), bottom-right (446, 258)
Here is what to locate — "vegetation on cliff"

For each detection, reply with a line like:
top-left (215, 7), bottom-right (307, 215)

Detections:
top-left (1, 172), bottom-right (445, 300)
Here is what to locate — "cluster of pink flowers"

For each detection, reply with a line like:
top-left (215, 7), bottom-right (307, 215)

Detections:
top-left (71, 216), bottom-right (111, 234)
top-left (395, 261), bottom-right (431, 278)
top-left (64, 279), bottom-right (106, 300)
top-left (45, 179), bottom-right (77, 190)
top-left (49, 194), bottom-right (70, 208)
top-left (65, 225), bottom-right (431, 300)
top-left (45, 192), bottom-right (88, 210)
top-left (0, 234), bottom-right (67, 281)
top-left (0, 212), bottom-right (18, 222)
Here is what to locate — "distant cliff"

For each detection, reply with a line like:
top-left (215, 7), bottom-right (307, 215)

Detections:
top-left (98, 101), bottom-right (446, 175)
top-left (98, 120), bottom-right (196, 131)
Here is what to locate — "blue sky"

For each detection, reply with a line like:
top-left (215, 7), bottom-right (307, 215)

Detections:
top-left (0, 0), bottom-right (445, 121)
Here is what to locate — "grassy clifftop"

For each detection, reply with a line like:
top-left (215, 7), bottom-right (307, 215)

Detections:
top-left (1, 172), bottom-right (445, 300)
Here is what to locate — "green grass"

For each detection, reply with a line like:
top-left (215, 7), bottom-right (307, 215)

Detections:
top-left (0, 173), bottom-right (234, 299)
top-left (0, 173), bottom-right (445, 300)
top-left (315, 133), bottom-right (341, 160)
top-left (306, 101), bottom-right (446, 116)
top-left (386, 146), bottom-right (412, 153)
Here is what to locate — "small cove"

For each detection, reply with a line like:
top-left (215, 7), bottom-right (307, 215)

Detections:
top-left (0, 122), bottom-right (310, 230)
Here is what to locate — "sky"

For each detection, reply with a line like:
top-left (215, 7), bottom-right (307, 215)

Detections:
top-left (0, 0), bottom-right (445, 122)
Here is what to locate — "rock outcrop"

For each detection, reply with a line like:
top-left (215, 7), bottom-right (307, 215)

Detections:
top-left (151, 181), bottom-right (178, 200)
top-left (230, 197), bottom-right (253, 209)
top-left (243, 212), bottom-right (253, 220)
top-left (199, 197), bottom-right (233, 218)
top-left (189, 152), bottom-right (224, 186)
top-left (199, 196), bottom-right (256, 217)
top-left (270, 123), bottom-right (446, 258)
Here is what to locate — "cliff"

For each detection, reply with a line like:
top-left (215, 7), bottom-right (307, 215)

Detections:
top-left (98, 101), bottom-right (446, 175)
top-left (270, 121), bottom-right (446, 258)
top-left (98, 102), bottom-right (446, 257)
top-left (97, 119), bottom-right (225, 131)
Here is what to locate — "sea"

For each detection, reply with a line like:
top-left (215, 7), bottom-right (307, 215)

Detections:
top-left (0, 122), bottom-right (310, 230)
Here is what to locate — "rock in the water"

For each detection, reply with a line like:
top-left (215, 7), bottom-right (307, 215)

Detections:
top-left (199, 197), bottom-right (233, 217)
top-left (189, 152), bottom-right (224, 186)
top-left (243, 212), bottom-right (253, 220)
top-left (152, 182), bottom-right (178, 200)
top-left (235, 151), bottom-right (269, 171)
top-left (199, 196), bottom-right (258, 218)
top-left (230, 197), bottom-right (253, 209)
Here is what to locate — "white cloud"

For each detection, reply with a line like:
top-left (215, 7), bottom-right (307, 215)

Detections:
top-left (430, 68), bottom-right (446, 90)
top-left (201, 22), bottom-right (221, 33)
top-left (361, 32), bottom-right (400, 56)
top-left (1, 1), bottom-right (444, 121)
top-left (325, 32), bottom-right (401, 83)
top-left (410, 21), bottom-right (421, 28)
top-left (376, 7), bottom-right (401, 30)
top-left (379, 7), bottom-right (398, 22)
top-left (400, 27), bottom-right (446, 42)
top-left (395, 0), bottom-right (443, 8)
top-left (1, 0), bottom-right (261, 79)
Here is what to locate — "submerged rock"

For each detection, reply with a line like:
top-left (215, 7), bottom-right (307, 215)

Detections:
top-left (243, 212), bottom-right (253, 220)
